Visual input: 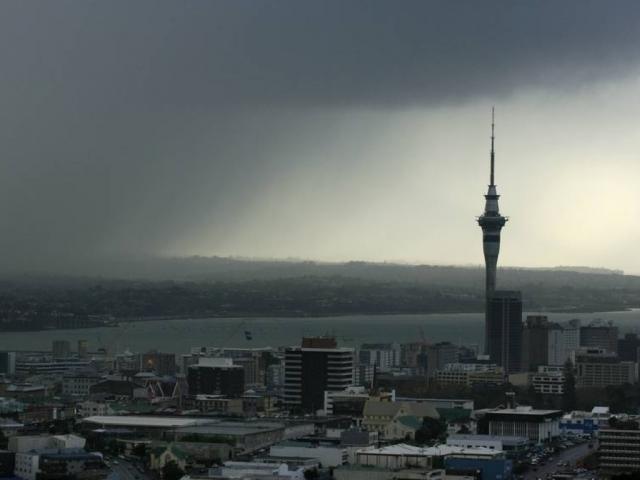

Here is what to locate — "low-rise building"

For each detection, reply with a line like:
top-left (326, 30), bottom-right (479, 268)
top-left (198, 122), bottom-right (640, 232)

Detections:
top-left (148, 441), bottom-right (233, 472)
top-left (149, 443), bottom-right (188, 472)
top-left (211, 461), bottom-right (307, 480)
top-left (11, 435), bottom-right (99, 480)
top-left (9, 434), bottom-right (86, 453)
top-left (560, 406), bottom-right (610, 436)
top-left (323, 386), bottom-right (394, 416)
top-left (33, 449), bottom-right (107, 480)
top-left (362, 400), bottom-right (439, 440)
top-left (184, 394), bottom-right (244, 415)
top-left (446, 434), bottom-right (529, 458)
top-left (334, 465), bottom-right (471, 480)
top-left (530, 365), bottom-right (565, 395)
top-left (89, 379), bottom-right (147, 399)
top-left (0, 418), bottom-right (23, 437)
top-left (395, 397), bottom-right (474, 411)
top-left (483, 406), bottom-right (562, 444)
top-left (5, 383), bottom-right (47, 400)
top-left (176, 421), bottom-right (287, 453)
top-left (15, 358), bottom-right (91, 376)
top-left (355, 443), bottom-right (505, 471)
top-left (270, 441), bottom-right (347, 467)
top-left (444, 453), bottom-right (513, 480)
top-left (62, 370), bottom-right (103, 398)
top-left (114, 351), bottom-right (142, 373)
top-left (435, 363), bottom-right (505, 388)
top-left (76, 400), bottom-right (112, 418)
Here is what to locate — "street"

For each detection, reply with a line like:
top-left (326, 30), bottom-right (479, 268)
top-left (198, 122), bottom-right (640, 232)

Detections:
top-left (523, 442), bottom-right (595, 480)
top-left (107, 459), bottom-right (153, 480)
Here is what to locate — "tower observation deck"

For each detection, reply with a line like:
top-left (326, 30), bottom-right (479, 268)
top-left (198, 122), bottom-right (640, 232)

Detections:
top-left (477, 109), bottom-right (508, 352)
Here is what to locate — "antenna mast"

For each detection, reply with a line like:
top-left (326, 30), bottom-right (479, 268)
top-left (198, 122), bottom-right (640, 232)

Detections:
top-left (490, 107), bottom-right (495, 186)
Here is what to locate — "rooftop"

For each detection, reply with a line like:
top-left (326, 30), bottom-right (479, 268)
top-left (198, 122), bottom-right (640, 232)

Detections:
top-left (486, 406), bottom-right (562, 416)
top-left (82, 416), bottom-right (217, 428)
top-left (447, 434), bottom-right (529, 446)
top-left (274, 440), bottom-right (341, 449)
top-left (194, 357), bottom-right (235, 368)
top-left (179, 421), bottom-right (285, 437)
top-left (357, 443), bottom-right (503, 458)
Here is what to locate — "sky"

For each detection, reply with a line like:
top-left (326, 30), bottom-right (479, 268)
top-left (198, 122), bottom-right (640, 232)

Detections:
top-left (1, 1), bottom-right (640, 274)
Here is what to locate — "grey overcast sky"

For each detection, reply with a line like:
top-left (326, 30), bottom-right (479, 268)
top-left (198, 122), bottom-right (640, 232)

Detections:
top-left (1, 0), bottom-right (640, 273)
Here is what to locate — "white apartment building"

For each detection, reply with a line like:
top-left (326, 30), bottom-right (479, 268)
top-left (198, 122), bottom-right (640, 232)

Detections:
top-left (548, 319), bottom-right (580, 366)
top-left (358, 343), bottom-right (401, 372)
top-left (62, 371), bottom-right (103, 398)
top-left (435, 363), bottom-right (504, 387)
top-left (531, 366), bottom-right (565, 395)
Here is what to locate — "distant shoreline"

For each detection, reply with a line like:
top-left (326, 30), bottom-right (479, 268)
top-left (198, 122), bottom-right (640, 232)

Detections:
top-left (0, 305), bottom-right (633, 333)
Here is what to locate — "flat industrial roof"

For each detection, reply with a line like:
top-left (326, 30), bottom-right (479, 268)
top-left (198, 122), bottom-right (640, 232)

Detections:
top-left (82, 416), bottom-right (217, 428)
top-left (357, 443), bottom-right (502, 457)
top-left (486, 408), bottom-right (562, 416)
top-left (448, 434), bottom-right (529, 445)
top-left (177, 421), bottom-right (285, 437)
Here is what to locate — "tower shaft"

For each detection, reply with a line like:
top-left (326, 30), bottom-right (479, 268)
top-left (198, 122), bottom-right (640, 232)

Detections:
top-left (477, 108), bottom-right (507, 352)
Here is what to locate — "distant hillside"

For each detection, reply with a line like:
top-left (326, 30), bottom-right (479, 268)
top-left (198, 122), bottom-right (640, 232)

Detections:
top-left (0, 257), bottom-right (638, 324)
top-left (2, 256), bottom-right (636, 290)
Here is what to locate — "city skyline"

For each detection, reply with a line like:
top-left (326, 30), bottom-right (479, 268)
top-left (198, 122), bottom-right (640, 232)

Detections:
top-left (1, 3), bottom-right (640, 479)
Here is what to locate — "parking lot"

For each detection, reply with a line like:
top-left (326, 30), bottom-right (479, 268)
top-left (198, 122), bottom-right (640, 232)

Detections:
top-left (520, 436), bottom-right (596, 480)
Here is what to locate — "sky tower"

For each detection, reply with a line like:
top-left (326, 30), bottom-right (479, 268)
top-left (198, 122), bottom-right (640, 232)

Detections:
top-left (478, 109), bottom-right (508, 346)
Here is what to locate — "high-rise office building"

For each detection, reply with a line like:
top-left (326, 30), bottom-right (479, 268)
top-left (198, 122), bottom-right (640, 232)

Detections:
top-left (618, 333), bottom-right (640, 363)
top-left (424, 342), bottom-right (460, 378)
top-left (477, 110), bottom-right (508, 354)
top-left (486, 291), bottom-right (522, 374)
top-left (52, 340), bottom-right (71, 359)
top-left (77, 340), bottom-right (89, 359)
top-left (580, 320), bottom-right (618, 354)
top-left (187, 358), bottom-right (244, 397)
top-left (284, 337), bottom-right (354, 413)
top-left (358, 343), bottom-right (401, 372)
top-left (0, 352), bottom-right (16, 375)
top-left (141, 350), bottom-right (176, 376)
top-left (521, 316), bottom-right (553, 372)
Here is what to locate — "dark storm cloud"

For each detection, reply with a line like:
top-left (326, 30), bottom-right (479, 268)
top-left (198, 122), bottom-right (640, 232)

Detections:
top-left (0, 0), bottom-right (638, 273)
top-left (1, 1), bottom-right (638, 110)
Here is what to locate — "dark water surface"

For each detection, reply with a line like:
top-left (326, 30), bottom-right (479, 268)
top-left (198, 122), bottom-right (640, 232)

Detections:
top-left (1, 310), bottom-right (639, 354)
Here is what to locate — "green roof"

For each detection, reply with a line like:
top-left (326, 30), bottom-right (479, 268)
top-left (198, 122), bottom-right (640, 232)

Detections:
top-left (151, 443), bottom-right (188, 461)
top-left (436, 407), bottom-right (471, 423)
top-left (170, 444), bottom-right (188, 461)
top-left (397, 415), bottom-right (422, 430)
top-left (150, 446), bottom-right (166, 456)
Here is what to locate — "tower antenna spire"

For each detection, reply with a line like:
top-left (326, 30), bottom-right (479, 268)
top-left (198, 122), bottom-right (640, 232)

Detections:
top-left (490, 107), bottom-right (495, 186)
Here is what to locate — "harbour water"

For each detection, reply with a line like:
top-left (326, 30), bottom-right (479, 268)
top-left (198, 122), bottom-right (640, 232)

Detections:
top-left (0, 310), bottom-right (640, 354)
